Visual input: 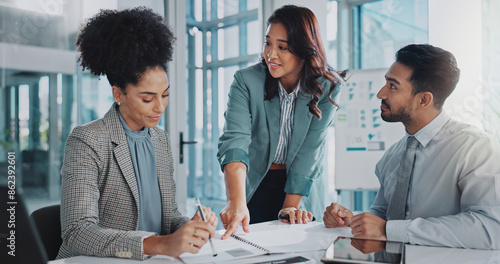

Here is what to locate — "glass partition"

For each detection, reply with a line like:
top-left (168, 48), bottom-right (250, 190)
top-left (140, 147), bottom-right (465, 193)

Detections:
top-left (185, 0), bottom-right (261, 216)
top-left (0, 0), bottom-right (146, 212)
top-left (353, 0), bottom-right (428, 69)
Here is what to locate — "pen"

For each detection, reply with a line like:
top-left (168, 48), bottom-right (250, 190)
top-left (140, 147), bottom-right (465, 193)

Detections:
top-left (278, 214), bottom-right (316, 222)
top-left (194, 197), bottom-right (218, 257)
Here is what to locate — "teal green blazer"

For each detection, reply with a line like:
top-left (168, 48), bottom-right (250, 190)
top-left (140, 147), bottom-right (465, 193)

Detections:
top-left (217, 63), bottom-right (341, 218)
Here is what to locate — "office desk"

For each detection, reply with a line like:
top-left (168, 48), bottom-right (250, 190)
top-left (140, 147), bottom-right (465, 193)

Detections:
top-left (50, 251), bottom-right (324, 264)
top-left (50, 246), bottom-right (500, 264)
top-left (50, 220), bottom-right (500, 264)
top-left (50, 221), bottom-right (334, 264)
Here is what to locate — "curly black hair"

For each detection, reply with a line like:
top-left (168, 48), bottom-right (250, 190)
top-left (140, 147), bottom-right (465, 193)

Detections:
top-left (76, 7), bottom-right (175, 91)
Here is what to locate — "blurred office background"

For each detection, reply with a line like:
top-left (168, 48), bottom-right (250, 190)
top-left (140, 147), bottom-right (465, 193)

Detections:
top-left (0, 0), bottom-right (499, 218)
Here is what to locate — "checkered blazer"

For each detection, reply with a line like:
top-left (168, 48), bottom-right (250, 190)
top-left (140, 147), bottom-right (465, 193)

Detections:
top-left (57, 104), bottom-right (189, 260)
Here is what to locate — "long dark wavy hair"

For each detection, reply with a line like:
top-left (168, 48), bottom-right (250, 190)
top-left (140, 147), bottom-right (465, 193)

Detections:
top-left (261, 5), bottom-right (346, 119)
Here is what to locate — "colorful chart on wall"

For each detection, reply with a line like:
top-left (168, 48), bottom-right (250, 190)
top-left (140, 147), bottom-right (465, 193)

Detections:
top-left (335, 69), bottom-right (405, 190)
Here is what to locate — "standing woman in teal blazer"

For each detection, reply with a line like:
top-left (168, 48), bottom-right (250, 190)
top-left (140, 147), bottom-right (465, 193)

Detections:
top-left (218, 5), bottom-right (345, 239)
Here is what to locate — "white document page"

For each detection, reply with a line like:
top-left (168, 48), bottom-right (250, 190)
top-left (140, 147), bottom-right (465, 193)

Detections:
top-left (179, 232), bottom-right (268, 263)
top-left (234, 221), bottom-right (352, 253)
top-left (180, 220), bottom-right (352, 264)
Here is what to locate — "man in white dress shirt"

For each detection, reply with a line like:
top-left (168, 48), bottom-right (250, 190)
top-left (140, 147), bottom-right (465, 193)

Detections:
top-left (323, 44), bottom-right (500, 249)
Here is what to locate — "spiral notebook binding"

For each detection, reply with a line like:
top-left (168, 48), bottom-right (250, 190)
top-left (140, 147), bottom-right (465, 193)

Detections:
top-left (230, 234), bottom-right (271, 253)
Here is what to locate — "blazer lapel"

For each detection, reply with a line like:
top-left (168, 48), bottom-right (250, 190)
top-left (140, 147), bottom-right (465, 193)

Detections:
top-left (105, 104), bottom-right (141, 209)
top-left (149, 128), bottom-right (169, 203)
top-left (264, 96), bottom-right (281, 166)
top-left (287, 95), bottom-right (312, 165)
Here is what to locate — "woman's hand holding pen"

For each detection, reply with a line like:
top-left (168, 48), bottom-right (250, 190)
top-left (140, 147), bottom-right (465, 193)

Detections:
top-left (278, 194), bottom-right (313, 224)
top-left (219, 199), bottom-right (250, 240)
top-left (143, 220), bottom-right (214, 257)
top-left (278, 207), bottom-right (314, 224)
top-left (192, 205), bottom-right (218, 228)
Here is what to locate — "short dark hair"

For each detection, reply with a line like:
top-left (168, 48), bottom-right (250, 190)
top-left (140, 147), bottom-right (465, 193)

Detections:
top-left (396, 44), bottom-right (460, 109)
top-left (76, 7), bottom-right (175, 91)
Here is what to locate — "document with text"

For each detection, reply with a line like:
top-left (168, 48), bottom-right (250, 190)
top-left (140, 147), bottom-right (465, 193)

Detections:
top-left (180, 220), bottom-right (352, 264)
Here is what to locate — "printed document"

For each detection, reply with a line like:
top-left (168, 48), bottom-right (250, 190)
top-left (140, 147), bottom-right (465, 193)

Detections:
top-left (180, 220), bottom-right (352, 263)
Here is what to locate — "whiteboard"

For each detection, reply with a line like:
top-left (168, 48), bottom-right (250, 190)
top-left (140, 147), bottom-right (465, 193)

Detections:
top-left (335, 69), bottom-right (405, 190)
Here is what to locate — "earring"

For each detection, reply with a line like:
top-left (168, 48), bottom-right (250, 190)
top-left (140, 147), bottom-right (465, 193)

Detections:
top-left (117, 102), bottom-right (121, 106)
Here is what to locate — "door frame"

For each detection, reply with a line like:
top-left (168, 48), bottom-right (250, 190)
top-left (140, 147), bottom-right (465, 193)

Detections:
top-left (165, 0), bottom-right (189, 215)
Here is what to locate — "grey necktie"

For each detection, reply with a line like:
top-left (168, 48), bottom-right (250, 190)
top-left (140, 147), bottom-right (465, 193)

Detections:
top-left (387, 136), bottom-right (419, 220)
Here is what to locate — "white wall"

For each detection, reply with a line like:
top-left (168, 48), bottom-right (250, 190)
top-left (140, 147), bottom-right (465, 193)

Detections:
top-left (165, 0), bottom-right (188, 215)
top-left (429, 0), bottom-right (484, 128)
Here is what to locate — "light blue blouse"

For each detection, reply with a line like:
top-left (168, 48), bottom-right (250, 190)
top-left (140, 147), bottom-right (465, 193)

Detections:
top-left (118, 112), bottom-right (162, 234)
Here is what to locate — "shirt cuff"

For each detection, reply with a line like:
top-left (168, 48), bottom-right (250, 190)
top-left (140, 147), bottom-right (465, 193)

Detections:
top-left (386, 220), bottom-right (411, 243)
top-left (284, 171), bottom-right (314, 196)
top-left (140, 233), bottom-right (158, 260)
top-left (218, 148), bottom-right (250, 172)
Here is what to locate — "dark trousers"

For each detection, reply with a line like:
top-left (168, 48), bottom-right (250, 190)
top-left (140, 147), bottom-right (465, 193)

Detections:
top-left (247, 169), bottom-right (287, 224)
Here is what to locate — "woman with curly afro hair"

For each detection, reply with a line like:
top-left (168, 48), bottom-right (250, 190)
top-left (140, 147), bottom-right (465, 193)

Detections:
top-left (58, 7), bottom-right (217, 260)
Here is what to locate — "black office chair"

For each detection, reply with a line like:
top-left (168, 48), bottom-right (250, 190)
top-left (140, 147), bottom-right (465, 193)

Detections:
top-left (30, 204), bottom-right (62, 260)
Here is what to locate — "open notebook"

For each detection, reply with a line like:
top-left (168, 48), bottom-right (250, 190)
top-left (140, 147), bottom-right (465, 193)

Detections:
top-left (180, 221), bottom-right (352, 263)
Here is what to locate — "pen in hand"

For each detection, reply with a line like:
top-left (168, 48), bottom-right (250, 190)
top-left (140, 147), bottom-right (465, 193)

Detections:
top-left (278, 214), bottom-right (316, 222)
top-left (194, 197), bottom-right (218, 257)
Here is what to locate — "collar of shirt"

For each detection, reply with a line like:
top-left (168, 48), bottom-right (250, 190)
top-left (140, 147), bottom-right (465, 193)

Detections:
top-left (278, 81), bottom-right (300, 102)
top-left (408, 111), bottom-right (450, 148)
top-left (117, 110), bottom-right (149, 141)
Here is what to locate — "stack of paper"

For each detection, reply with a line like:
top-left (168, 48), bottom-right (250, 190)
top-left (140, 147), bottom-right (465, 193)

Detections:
top-left (180, 220), bottom-right (352, 263)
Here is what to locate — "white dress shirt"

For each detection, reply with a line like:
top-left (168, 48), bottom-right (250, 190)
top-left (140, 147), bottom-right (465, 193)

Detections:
top-left (369, 111), bottom-right (500, 249)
